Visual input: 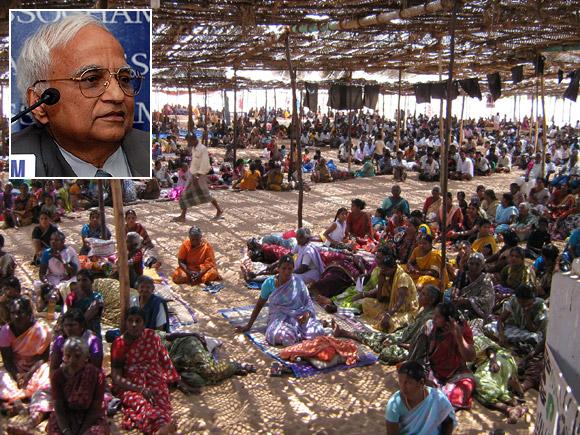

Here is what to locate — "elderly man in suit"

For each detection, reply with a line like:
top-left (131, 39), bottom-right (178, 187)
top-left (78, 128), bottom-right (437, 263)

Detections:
top-left (11, 14), bottom-right (150, 178)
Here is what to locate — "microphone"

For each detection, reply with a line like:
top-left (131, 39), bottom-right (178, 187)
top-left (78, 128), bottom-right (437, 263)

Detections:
top-left (11, 88), bottom-right (61, 123)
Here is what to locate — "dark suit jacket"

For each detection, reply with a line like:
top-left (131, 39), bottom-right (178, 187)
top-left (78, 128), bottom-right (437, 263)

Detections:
top-left (11, 125), bottom-right (151, 177)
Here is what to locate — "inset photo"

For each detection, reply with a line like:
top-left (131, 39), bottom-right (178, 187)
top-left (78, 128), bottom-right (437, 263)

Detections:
top-left (9, 9), bottom-right (151, 178)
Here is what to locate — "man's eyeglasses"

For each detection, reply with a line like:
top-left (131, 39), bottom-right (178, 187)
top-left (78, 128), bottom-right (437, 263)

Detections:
top-left (32, 67), bottom-right (143, 98)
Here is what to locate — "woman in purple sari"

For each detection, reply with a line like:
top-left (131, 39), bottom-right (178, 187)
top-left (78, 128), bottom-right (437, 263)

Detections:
top-left (236, 255), bottom-right (324, 346)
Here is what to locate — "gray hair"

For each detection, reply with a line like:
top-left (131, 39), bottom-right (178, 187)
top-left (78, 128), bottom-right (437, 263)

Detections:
top-left (189, 226), bottom-right (202, 237)
top-left (468, 252), bottom-right (486, 264)
top-left (63, 336), bottom-right (89, 358)
top-left (126, 232), bottom-right (143, 249)
top-left (519, 202), bottom-right (531, 211)
top-left (16, 14), bottom-right (110, 101)
top-left (296, 227), bottom-right (311, 238)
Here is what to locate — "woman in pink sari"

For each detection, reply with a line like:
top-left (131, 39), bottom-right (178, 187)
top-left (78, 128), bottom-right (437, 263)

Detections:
top-left (236, 255), bottom-right (324, 346)
top-left (0, 297), bottom-right (51, 420)
top-left (111, 307), bottom-right (180, 434)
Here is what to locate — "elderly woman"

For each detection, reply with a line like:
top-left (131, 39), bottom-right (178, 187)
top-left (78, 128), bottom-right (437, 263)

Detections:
top-left (386, 361), bottom-right (456, 435)
top-left (124, 209), bottom-right (161, 268)
top-left (130, 275), bottom-right (169, 332)
top-left (236, 255), bottom-right (324, 346)
top-left (334, 285), bottom-right (441, 365)
top-left (117, 232), bottom-right (144, 288)
top-left (291, 227), bottom-right (325, 285)
top-left (39, 230), bottom-right (79, 288)
top-left (80, 210), bottom-right (112, 256)
top-left (172, 226), bottom-right (220, 285)
top-left (405, 234), bottom-right (448, 289)
top-left (352, 254), bottom-right (418, 333)
top-left (0, 235), bottom-right (16, 286)
top-left (494, 193), bottom-right (519, 234)
top-left (450, 252), bottom-right (495, 321)
top-left (111, 307), bottom-right (180, 434)
top-left (31, 211), bottom-right (59, 265)
top-left (510, 202), bottom-right (537, 241)
top-left (47, 337), bottom-right (109, 435)
top-left (0, 298), bottom-right (51, 418)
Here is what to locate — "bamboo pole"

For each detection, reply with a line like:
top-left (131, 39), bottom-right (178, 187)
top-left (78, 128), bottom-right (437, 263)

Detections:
top-left (529, 92), bottom-right (534, 144)
top-left (111, 180), bottom-right (130, 331)
top-left (540, 74), bottom-right (548, 179)
top-left (382, 92), bottom-right (386, 117)
top-left (440, 3), bottom-right (458, 292)
top-left (285, 35), bottom-right (303, 228)
top-left (97, 181), bottom-right (107, 239)
top-left (438, 49), bottom-right (444, 144)
top-left (0, 85), bottom-right (4, 158)
top-left (204, 89), bottom-right (208, 147)
top-left (273, 88), bottom-right (277, 114)
top-left (264, 88), bottom-right (268, 129)
top-left (534, 79), bottom-right (540, 152)
top-left (395, 68), bottom-right (402, 153)
top-left (459, 95), bottom-right (465, 145)
top-left (233, 70), bottom-right (238, 164)
top-left (187, 77), bottom-right (194, 136)
top-left (348, 110), bottom-right (353, 172)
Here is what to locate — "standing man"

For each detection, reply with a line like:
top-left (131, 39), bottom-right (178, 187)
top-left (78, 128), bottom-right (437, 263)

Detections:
top-left (174, 135), bottom-right (223, 222)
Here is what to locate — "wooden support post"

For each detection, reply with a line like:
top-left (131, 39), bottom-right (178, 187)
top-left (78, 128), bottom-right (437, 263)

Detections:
top-left (534, 79), bottom-right (540, 152)
top-left (285, 35), bottom-right (303, 228)
top-left (204, 89), bottom-right (208, 146)
top-left (459, 95), bottom-right (465, 145)
top-left (0, 85), bottom-right (4, 158)
top-left (348, 110), bottom-right (353, 172)
top-left (187, 79), bottom-right (194, 136)
top-left (264, 89), bottom-right (268, 129)
top-left (97, 181), bottom-right (107, 239)
top-left (111, 180), bottom-right (130, 331)
top-left (438, 49), bottom-right (444, 144)
top-left (440, 3), bottom-right (457, 292)
top-left (395, 68), bottom-right (402, 153)
top-left (233, 70), bottom-right (238, 164)
top-left (540, 74), bottom-right (548, 179)
top-left (529, 92), bottom-right (534, 143)
top-left (382, 92), bottom-right (386, 118)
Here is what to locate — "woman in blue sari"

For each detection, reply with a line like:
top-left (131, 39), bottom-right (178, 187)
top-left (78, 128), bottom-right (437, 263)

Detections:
top-left (129, 276), bottom-right (169, 332)
top-left (236, 255), bottom-right (324, 346)
top-left (386, 361), bottom-right (456, 435)
top-left (495, 193), bottom-right (519, 235)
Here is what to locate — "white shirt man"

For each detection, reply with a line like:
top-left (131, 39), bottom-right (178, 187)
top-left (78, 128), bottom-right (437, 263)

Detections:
top-left (459, 155), bottom-right (474, 178)
top-left (498, 153), bottom-right (512, 170)
top-left (421, 158), bottom-right (440, 177)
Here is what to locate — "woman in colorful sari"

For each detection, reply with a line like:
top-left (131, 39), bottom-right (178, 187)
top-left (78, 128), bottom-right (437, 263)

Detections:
top-left (39, 230), bottom-right (79, 288)
top-left (334, 285), bottom-right (441, 365)
top-left (510, 202), bottom-right (537, 242)
top-left (12, 183), bottom-right (36, 227)
top-left (450, 253), bottom-right (495, 321)
top-left (172, 226), bottom-right (220, 286)
top-left (130, 276), bottom-right (169, 332)
top-left (80, 210), bottom-right (112, 255)
top-left (236, 255), bottom-right (324, 346)
top-left (266, 162), bottom-right (284, 191)
top-left (111, 307), bottom-right (180, 434)
top-left (0, 298), bottom-right (51, 419)
top-left (495, 247), bottom-right (533, 299)
top-left (64, 269), bottom-right (103, 339)
top-left (547, 185), bottom-right (577, 220)
top-left (437, 192), bottom-right (463, 235)
top-left (50, 308), bottom-right (103, 373)
top-left (353, 254), bottom-right (418, 333)
top-left (425, 302), bottom-right (476, 410)
top-left (405, 234), bottom-right (448, 289)
top-left (345, 198), bottom-right (373, 241)
top-left (292, 227), bottom-right (325, 285)
top-left (355, 156), bottom-right (376, 178)
top-left (386, 361), bottom-right (456, 435)
top-left (470, 220), bottom-right (498, 258)
top-left (47, 337), bottom-right (109, 434)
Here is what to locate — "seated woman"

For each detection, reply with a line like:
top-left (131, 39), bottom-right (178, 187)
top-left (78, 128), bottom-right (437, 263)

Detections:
top-left (64, 270), bottom-right (104, 339)
top-left (470, 220), bottom-right (498, 257)
top-left (353, 254), bottom-right (418, 333)
top-left (130, 276), bottom-right (169, 332)
top-left (323, 207), bottom-right (348, 247)
top-left (547, 184), bottom-right (576, 220)
top-left (450, 252), bottom-right (495, 321)
top-left (484, 230), bottom-right (519, 274)
top-left (532, 244), bottom-right (559, 298)
top-left (334, 285), bottom-right (441, 365)
top-left (393, 217), bottom-right (420, 265)
top-left (12, 183), bottom-right (36, 227)
top-left (31, 211), bottom-right (59, 265)
top-left (494, 193), bottom-right (519, 234)
top-left (346, 198), bottom-right (373, 242)
top-left (50, 308), bottom-right (103, 373)
top-left (405, 234), bottom-right (448, 290)
top-left (495, 247), bottom-right (533, 300)
top-left (0, 277), bottom-right (21, 326)
top-left (80, 210), bottom-right (112, 256)
top-left (158, 330), bottom-right (255, 394)
top-left (236, 255), bottom-right (324, 346)
top-left (386, 361), bottom-right (456, 435)
top-left (484, 284), bottom-right (547, 393)
top-left (355, 156), bottom-right (376, 178)
top-left (473, 340), bottom-right (527, 424)
top-left (482, 189), bottom-right (500, 222)
top-left (426, 302), bottom-right (476, 410)
top-left (292, 228), bottom-right (325, 285)
top-left (123, 232), bottom-right (144, 288)
top-left (510, 202), bottom-right (537, 242)
top-left (311, 158), bottom-right (332, 183)
top-left (39, 230), bottom-right (79, 288)
top-left (437, 193), bottom-right (464, 236)
top-left (47, 337), bottom-right (109, 435)
top-left (172, 226), bottom-right (220, 286)
top-left (266, 163), bottom-right (284, 191)
top-left (138, 177), bottom-right (161, 200)
top-left (0, 235), bottom-right (16, 286)
top-left (125, 209), bottom-right (160, 268)
top-left (0, 298), bottom-right (51, 420)
top-left (233, 162), bottom-right (261, 191)
top-left (111, 307), bottom-right (180, 434)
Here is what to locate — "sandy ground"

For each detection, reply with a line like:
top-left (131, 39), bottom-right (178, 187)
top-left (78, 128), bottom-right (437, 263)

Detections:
top-left (1, 146), bottom-right (536, 434)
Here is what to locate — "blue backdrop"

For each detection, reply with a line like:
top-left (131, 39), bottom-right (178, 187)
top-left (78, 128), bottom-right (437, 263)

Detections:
top-left (10, 9), bottom-right (151, 133)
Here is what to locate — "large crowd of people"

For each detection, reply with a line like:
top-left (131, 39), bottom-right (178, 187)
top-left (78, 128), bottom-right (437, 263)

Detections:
top-left (0, 109), bottom-right (578, 434)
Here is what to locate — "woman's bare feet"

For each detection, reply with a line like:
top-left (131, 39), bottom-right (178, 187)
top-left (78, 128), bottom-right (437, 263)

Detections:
top-left (507, 405), bottom-right (528, 424)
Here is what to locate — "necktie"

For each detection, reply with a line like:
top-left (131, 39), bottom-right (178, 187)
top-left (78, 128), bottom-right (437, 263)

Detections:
top-left (95, 169), bottom-right (113, 177)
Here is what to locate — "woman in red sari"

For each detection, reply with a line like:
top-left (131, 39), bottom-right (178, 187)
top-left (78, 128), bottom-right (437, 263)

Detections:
top-left (346, 198), bottom-right (373, 242)
top-left (47, 337), bottom-right (108, 434)
top-left (111, 307), bottom-right (180, 434)
top-left (426, 302), bottom-right (476, 410)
